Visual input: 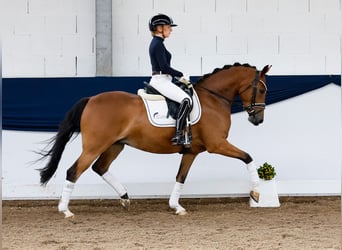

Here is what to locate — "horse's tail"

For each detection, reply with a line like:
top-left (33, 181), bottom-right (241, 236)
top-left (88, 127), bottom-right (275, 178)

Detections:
top-left (39, 97), bottom-right (89, 185)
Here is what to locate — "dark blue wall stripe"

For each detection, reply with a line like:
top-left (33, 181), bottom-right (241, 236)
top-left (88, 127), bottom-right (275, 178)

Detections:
top-left (3, 75), bottom-right (340, 132)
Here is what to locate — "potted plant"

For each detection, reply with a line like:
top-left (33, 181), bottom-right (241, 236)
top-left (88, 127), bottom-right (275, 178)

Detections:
top-left (257, 162), bottom-right (276, 181)
top-left (250, 162), bottom-right (280, 207)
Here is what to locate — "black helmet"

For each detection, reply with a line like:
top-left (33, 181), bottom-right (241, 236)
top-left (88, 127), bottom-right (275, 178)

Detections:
top-left (149, 14), bottom-right (177, 31)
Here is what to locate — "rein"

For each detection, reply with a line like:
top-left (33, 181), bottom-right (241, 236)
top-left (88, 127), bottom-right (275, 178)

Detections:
top-left (196, 70), bottom-right (267, 114)
top-left (196, 85), bottom-right (233, 105)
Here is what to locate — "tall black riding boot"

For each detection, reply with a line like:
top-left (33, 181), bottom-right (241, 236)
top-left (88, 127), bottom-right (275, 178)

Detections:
top-left (171, 99), bottom-right (191, 145)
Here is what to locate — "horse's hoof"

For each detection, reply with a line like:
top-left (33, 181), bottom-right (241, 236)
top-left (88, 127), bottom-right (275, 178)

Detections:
top-left (60, 209), bottom-right (75, 219)
top-left (172, 205), bottom-right (187, 215)
top-left (250, 190), bottom-right (260, 203)
top-left (176, 209), bottom-right (187, 216)
top-left (120, 198), bottom-right (130, 210)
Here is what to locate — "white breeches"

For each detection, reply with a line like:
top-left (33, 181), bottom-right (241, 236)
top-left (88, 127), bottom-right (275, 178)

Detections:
top-left (149, 75), bottom-right (192, 105)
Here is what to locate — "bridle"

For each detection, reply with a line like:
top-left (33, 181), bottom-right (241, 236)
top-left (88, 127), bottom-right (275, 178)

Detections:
top-left (197, 70), bottom-right (267, 115)
top-left (240, 70), bottom-right (267, 116)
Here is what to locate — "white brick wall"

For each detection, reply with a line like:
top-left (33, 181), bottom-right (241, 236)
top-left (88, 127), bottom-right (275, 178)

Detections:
top-left (113, 0), bottom-right (341, 75)
top-left (1, 0), bottom-right (95, 77)
top-left (1, 0), bottom-right (341, 77)
top-left (112, 0), bottom-right (341, 76)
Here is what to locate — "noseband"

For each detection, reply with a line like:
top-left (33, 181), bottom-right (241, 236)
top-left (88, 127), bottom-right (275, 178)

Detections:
top-left (240, 70), bottom-right (267, 116)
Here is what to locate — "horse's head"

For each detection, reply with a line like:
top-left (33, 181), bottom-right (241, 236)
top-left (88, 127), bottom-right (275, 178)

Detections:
top-left (239, 65), bottom-right (272, 126)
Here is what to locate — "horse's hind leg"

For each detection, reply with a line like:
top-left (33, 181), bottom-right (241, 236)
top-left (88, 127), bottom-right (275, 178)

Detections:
top-left (91, 143), bottom-right (130, 209)
top-left (58, 150), bottom-right (100, 218)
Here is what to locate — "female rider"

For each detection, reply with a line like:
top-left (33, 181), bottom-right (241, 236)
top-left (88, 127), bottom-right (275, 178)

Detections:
top-left (148, 14), bottom-right (192, 145)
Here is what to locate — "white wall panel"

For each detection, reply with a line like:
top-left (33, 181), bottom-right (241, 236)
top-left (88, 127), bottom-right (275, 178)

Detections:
top-left (185, 34), bottom-right (216, 55)
top-left (4, 0), bottom-right (27, 14)
top-left (4, 54), bottom-right (45, 77)
top-left (278, 0), bottom-right (309, 13)
top-left (217, 34), bottom-right (248, 55)
top-left (325, 13), bottom-right (342, 33)
top-left (231, 14), bottom-right (264, 32)
top-left (14, 15), bottom-right (45, 35)
top-left (138, 13), bottom-right (158, 37)
top-left (30, 34), bottom-right (62, 55)
top-left (173, 14), bottom-right (202, 34)
top-left (75, 0), bottom-right (95, 15)
top-left (172, 55), bottom-right (202, 75)
top-left (247, 33), bottom-right (278, 55)
top-left (216, 0), bottom-right (246, 13)
top-left (201, 14), bottom-right (231, 34)
top-left (247, 0), bottom-right (278, 12)
top-left (75, 14), bottom-right (95, 36)
top-left (112, 13), bottom-right (138, 35)
top-left (45, 15), bottom-right (76, 35)
top-left (293, 55), bottom-right (326, 74)
top-left (280, 34), bottom-right (310, 55)
top-left (164, 36), bottom-right (186, 56)
top-left (45, 55), bottom-right (76, 76)
top-left (310, 0), bottom-right (341, 13)
top-left (266, 55), bottom-right (296, 74)
top-left (184, 0), bottom-right (215, 13)
top-left (201, 55), bottom-right (236, 74)
top-left (153, 0), bottom-right (184, 13)
top-left (3, 35), bottom-right (31, 55)
top-left (112, 54), bottom-right (139, 76)
top-left (62, 35), bottom-right (79, 55)
top-left (311, 33), bottom-right (341, 55)
top-left (138, 54), bottom-right (152, 76)
top-left (264, 14), bottom-right (325, 33)
top-left (1, 0), bottom-right (340, 77)
top-left (112, 0), bottom-right (153, 12)
top-left (77, 55), bottom-right (96, 76)
top-left (2, 0), bottom-right (96, 77)
top-left (326, 54), bottom-right (342, 73)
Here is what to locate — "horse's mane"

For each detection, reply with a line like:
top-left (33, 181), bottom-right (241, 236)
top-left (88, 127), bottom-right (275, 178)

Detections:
top-left (197, 62), bottom-right (256, 84)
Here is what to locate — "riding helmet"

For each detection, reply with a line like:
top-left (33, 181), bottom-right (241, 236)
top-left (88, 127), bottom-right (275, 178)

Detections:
top-left (149, 14), bottom-right (177, 31)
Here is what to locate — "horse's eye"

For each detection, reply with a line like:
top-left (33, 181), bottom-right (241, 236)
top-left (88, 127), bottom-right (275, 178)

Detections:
top-left (259, 89), bottom-right (266, 94)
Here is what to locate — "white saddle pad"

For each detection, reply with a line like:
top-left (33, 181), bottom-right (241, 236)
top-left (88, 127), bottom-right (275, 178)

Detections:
top-left (137, 89), bottom-right (201, 127)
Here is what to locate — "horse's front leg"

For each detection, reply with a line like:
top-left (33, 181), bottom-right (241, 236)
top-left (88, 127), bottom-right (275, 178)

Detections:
top-left (207, 140), bottom-right (260, 202)
top-left (169, 153), bottom-right (197, 215)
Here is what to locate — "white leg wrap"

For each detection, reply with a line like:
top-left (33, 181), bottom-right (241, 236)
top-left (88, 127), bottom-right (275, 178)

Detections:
top-left (58, 180), bottom-right (75, 213)
top-left (246, 161), bottom-right (260, 192)
top-left (102, 171), bottom-right (127, 197)
top-left (169, 182), bottom-right (186, 214)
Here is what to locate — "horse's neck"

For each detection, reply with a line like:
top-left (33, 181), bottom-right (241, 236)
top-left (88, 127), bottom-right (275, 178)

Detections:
top-left (196, 70), bottom-right (240, 101)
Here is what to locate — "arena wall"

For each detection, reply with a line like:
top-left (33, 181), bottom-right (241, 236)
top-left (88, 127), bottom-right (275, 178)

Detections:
top-left (111, 0), bottom-right (341, 76)
top-left (1, 0), bottom-right (341, 77)
top-left (3, 83), bottom-right (340, 199)
top-left (1, 0), bottom-right (341, 199)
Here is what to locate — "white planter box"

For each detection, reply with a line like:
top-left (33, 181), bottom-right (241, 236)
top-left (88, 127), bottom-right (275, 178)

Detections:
top-left (250, 179), bottom-right (280, 207)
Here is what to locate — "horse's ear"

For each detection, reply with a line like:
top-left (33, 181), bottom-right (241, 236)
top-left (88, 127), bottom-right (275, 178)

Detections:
top-left (261, 65), bottom-right (272, 77)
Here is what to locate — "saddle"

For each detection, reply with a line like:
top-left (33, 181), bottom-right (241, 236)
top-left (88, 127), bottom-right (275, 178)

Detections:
top-left (137, 83), bottom-right (201, 128)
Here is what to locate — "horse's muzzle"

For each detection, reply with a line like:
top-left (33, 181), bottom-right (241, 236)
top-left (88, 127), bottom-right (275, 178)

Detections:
top-left (248, 111), bottom-right (264, 126)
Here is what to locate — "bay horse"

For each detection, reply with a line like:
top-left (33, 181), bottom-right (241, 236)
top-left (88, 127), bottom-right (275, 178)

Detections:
top-left (39, 63), bottom-right (271, 217)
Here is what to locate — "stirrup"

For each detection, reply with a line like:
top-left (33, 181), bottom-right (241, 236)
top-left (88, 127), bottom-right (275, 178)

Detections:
top-left (171, 135), bottom-right (184, 145)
